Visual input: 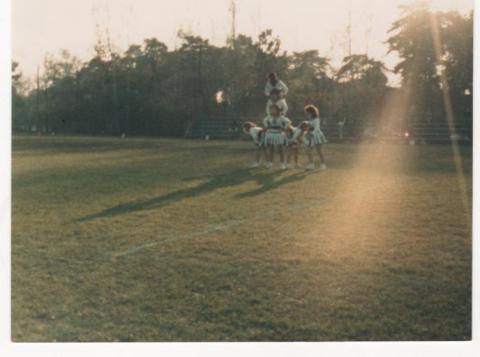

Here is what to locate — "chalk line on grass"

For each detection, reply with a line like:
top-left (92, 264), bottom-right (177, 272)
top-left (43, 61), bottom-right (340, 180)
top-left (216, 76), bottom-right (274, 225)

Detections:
top-left (112, 221), bottom-right (244, 258)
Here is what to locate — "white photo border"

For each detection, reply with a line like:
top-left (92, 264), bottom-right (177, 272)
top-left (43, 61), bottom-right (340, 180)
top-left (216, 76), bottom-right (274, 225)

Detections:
top-left (0, 0), bottom-right (478, 356)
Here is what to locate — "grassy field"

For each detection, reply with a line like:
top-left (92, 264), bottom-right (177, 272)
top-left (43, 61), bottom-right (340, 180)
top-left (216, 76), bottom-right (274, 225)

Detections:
top-left (11, 136), bottom-right (472, 342)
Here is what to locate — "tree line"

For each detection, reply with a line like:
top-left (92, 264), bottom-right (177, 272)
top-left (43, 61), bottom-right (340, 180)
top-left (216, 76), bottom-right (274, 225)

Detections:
top-left (12, 3), bottom-right (473, 137)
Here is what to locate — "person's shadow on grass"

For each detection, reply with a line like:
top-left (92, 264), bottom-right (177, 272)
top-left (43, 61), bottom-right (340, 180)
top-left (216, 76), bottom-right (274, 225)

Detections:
top-left (234, 171), bottom-right (310, 198)
top-left (77, 168), bottom-right (310, 222)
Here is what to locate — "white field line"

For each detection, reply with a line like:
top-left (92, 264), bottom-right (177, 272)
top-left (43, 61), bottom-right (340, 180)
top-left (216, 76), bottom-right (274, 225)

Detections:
top-left (111, 189), bottom-right (360, 258)
top-left (112, 222), bottom-right (243, 258)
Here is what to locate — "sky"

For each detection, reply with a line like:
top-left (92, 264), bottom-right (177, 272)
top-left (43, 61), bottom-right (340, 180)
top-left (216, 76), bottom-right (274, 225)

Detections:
top-left (12, 0), bottom-right (474, 84)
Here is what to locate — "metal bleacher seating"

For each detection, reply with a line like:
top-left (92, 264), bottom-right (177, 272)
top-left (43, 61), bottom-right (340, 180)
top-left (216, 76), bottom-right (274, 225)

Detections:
top-left (409, 122), bottom-right (472, 144)
top-left (321, 119), bottom-right (472, 144)
top-left (186, 115), bottom-right (244, 140)
top-left (186, 115), bottom-right (472, 144)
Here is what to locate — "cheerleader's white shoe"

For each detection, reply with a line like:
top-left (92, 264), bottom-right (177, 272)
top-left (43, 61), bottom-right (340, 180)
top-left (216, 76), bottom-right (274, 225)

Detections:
top-left (250, 162), bottom-right (261, 168)
top-left (266, 162), bottom-right (273, 169)
top-left (281, 163), bottom-right (287, 170)
top-left (306, 163), bottom-right (315, 171)
top-left (319, 163), bottom-right (327, 170)
top-left (286, 163), bottom-right (294, 169)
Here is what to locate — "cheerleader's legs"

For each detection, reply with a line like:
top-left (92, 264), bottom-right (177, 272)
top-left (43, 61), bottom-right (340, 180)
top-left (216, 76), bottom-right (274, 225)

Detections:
top-left (254, 145), bottom-right (266, 164)
top-left (267, 144), bottom-right (285, 167)
top-left (307, 144), bottom-right (325, 165)
top-left (278, 145), bottom-right (285, 165)
top-left (292, 145), bottom-right (298, 166)
top-left (286, 145), bottom-right (298, 166)
top-left (262, 146), bottom-right (268, 163)
top-left (267, 145), bottom-right (274, 164)
top-left (315, 144), bottom-right (326, 165)
top-left (306, 147), bottom-right (314, 165)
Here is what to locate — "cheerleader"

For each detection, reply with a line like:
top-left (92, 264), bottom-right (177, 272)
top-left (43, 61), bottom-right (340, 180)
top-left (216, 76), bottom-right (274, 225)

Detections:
top-left (266, 88), bottom-right (288, 116)
top-left (242, 121), bottom-right (267, 168)
top-left (285, 121), bottom-right (310, 169)
top-left (264, 72), bottom-right (288, 98)
top-left (304, 104), bottom-right (327, 170)
top-left (263, 104), bottom-right (291, 169)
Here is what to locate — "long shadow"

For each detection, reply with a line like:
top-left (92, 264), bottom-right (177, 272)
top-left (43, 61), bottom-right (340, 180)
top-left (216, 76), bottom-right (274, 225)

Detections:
top-left (78, 168), bottom-right (278, 222)
top-left (77, 167), bottom-right (316, 222)
top-left (235, 171), bottom-right (311, 198)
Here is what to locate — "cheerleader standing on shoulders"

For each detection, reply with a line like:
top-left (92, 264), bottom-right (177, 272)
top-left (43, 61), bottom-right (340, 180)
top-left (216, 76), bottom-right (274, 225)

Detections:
top-left (242, 121), bottom-right (267, 168)
top-left (264, 72), bottom-right (288, 98)
top-left (264, 104), bottom-right (291, 170)
top-left (304, 104), bottom-right (327, 170)
top-left (266, 88), bottom-right (288, 116)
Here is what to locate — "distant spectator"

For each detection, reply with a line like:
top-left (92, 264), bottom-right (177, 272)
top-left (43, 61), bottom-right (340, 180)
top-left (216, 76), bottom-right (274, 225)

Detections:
top-left (338, 118), bottom-right (346, 140)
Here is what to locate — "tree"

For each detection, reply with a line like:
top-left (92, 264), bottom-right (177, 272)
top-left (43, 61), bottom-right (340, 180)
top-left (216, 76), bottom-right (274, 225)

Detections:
top-left (386, 2), bottom-right (473, 125)
top-left (287, 50), bottom-right (333, 118)
top-left (12, 10), bottom-right (471, 139)
top-left (335, 55), bottom-right (389, 131)
top-left (12, 62), bottom-right (29, 131)
top-left (441, 11), bottom-right (473, 124)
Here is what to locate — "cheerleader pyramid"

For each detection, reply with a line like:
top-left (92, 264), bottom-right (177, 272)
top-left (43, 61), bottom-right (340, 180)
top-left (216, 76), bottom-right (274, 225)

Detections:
top-left (243, 72), bottom-right (327, 171)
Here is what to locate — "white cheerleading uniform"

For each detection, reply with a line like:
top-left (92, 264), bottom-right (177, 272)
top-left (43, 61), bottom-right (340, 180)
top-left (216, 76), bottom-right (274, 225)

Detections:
top-left (266, 98), bottom-right (288, 116)
top-left (304, 117), bottom-right (327, 146)
top-left (263, 115), bottom-right (291, 146)
top-left (249, 126), bottom-right (264, 147)
top-left (264, 79), bottom-right (288, 97)
top-left (285, 127), bottom-right (303, 146)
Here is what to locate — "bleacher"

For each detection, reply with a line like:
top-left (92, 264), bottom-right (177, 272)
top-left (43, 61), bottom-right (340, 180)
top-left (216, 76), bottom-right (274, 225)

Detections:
top-left (185, 116), bottom-right (244, 140)
top-left (186, 115), bottom-right (472, 144)
top-left (319, 119), bottom-right (472, 144)
top-left (409, 123), bottom-right (472, 144)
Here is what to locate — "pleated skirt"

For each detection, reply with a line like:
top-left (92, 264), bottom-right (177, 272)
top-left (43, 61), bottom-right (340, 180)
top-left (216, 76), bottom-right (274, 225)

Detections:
top-left (264, 131), bottom-right (286, 146)
top-left (304, 131), bottom-right (327, 146)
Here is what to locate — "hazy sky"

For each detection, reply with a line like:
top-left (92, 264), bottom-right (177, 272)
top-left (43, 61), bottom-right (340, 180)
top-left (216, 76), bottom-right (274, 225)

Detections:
top-left (13, 0), bottom-right (473, 83)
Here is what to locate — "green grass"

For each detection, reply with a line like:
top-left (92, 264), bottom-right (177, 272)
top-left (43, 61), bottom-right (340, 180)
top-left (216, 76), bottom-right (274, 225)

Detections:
top-left (11, 136), bottom-right (472, 341)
